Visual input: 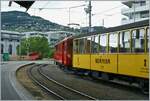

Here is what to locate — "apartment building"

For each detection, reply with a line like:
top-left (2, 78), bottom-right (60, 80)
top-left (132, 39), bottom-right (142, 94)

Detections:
top-left (121, 1), bottom-right (149, 24)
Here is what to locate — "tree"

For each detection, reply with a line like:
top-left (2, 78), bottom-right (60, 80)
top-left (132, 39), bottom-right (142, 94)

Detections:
top-left (17, 36), bottom-right (52, 58)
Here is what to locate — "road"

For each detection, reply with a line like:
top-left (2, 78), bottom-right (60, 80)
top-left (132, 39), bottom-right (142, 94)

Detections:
top-left (1, 60), bottom-right (53, 100)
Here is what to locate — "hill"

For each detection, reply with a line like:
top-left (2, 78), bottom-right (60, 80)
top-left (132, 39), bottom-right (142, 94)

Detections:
top-left (1, 11), bottom-right (77, 32)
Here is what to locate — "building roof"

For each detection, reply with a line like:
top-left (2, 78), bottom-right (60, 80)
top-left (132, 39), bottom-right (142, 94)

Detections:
top-left (1, 30), bottom-right (20, 35)
top-left (22, 31), bottom-right (43, 34)
top-left (45, 31), bottom-right (76, 35)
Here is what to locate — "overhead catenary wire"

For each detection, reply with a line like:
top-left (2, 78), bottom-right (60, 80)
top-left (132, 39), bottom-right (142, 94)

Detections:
top-left (92, 5), bottom-right (123, 16)
top-left (32, 4), bottom-right (86, 11)
top-left (40, 1), bottom-right (50, 10)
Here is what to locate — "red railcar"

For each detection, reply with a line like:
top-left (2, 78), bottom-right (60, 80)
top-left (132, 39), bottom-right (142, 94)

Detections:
top-left (54, 36), bottom-right (73, 67)
top-left (29, 52), bottom-right (41, 60)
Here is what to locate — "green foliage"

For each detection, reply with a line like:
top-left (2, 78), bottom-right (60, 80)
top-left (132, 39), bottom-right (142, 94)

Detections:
top-left (48, 48), bottom-right (55, 58)
top-left (17, 36), bottom-right (52, 58)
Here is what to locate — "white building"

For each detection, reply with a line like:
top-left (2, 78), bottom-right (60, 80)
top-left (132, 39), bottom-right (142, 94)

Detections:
top-left (46, 31), bottom-right (75, 47)
top-left (22, 31), bottom-right (76, 47)
top-left (22, 31), bottom-right (48, 39)
top-left (1, 30), bottom-right (21, 56)
top-left (121, 1), bottom-right (149, 24)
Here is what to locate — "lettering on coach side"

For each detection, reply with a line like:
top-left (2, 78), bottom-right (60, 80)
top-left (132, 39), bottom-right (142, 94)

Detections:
top-left (95, 58), bottom-right (110, 64)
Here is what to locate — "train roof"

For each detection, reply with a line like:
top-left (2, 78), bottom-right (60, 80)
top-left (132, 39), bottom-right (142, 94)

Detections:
top-left (74, 19), bottom-right (149, 38)
top-left (55, 36), bottom-right (73, 46)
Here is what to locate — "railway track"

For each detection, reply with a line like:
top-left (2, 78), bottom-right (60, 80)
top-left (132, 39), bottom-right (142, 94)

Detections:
top-left (67, 70), bottom-right (147, 95)
top-left (58, 66), bottom-right (149, 96)
top-left (27, 64), bottom-right (97, 100)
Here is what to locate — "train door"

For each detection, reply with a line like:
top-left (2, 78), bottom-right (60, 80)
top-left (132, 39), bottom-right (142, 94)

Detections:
top-left (73, 39), bottom-right (79, 67)
top-left (62, 42), bottom-right (65, 65)
top-left (77, 37), bottom-right (91, 70)
top-left (67, 38), bottom-right (73, 66)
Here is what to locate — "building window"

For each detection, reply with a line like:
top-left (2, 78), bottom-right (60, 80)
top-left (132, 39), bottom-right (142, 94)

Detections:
top-left (17, 39), bottom-right (20, 42)
top-left (140, 11), bottom-right (149, 18)
top-left (1, 44), bottom-right (3, 54)
top-left (9, 44), bottom-right (12, 55)
top-left (9, 39), bottom-right (12, 42)
top-left (129, 14), bottom-right (133, 19)
top-left (140, 1), bottom-right (146, 6)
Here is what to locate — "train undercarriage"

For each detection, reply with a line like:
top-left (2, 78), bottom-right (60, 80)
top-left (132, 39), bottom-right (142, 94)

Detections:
top-left (55, 61), bottom-right (149, 95)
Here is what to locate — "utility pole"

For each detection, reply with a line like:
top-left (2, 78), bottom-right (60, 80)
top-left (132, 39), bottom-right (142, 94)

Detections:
top-left (88, 0), bottom-right (92, 33)
top-left (133, 1), bottom-right (135, 23)
top-left (102, 19), bottom-right (104, 27)
top-left (69, 8), bottom-right (71, 25)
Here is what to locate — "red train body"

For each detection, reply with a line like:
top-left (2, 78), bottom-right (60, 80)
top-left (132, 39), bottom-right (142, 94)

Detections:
top-left (29, 52), bottom-right (41, 60)
top-left (54, 36), bottom-right (73, 67)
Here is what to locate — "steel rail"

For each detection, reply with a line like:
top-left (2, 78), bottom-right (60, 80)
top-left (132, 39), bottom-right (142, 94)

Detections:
top-left (27, 64), bottom-right (65, 100)
top-left (38, 65), bottom-right (97, 100)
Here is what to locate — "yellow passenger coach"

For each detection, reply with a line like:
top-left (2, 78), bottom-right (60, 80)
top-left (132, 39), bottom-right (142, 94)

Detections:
top-left (73, 20), bottom-right (149, 93)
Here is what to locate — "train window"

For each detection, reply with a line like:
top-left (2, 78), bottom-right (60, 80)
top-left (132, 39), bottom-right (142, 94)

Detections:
top-left (73, 40), bottom-right (79, 54)
top-left (91, 35), bottom-right (99, 53)
top-left (85, 37), bottom-right (91, 53)
top-left (100, 34), bottom-right (107, 53)
top-left (147, 28), bottom-right (149, 52)
top-left (92, 35), bottom-right (100, 53)
top-left (132, 29), bottom-right (145, 52)
top-left (79, 38), bottom-right (85, 54)
top-left (109, 33), bottom-right (118, 53)
top-left (91, 36), bottom-right (94, 53)
top-left (119, 31), bottom-right (131, 52)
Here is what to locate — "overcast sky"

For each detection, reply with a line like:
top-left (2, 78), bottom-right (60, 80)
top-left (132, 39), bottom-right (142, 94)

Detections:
top-left (1, 1), bottom-right (128, 28)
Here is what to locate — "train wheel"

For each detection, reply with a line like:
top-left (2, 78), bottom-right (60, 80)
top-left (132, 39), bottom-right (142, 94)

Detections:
top-left (90, 71), bottom-right (99, 78)
top-left (139, 79), bottom-right (149, 94)
top-left (101, 73), bottom-right (109, 80)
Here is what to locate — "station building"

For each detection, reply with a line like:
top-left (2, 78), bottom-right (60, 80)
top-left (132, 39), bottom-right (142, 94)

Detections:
top-left (21, 31), bottom-right (48, 39)
top-left (1, 30), bottom-right (21, 56)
